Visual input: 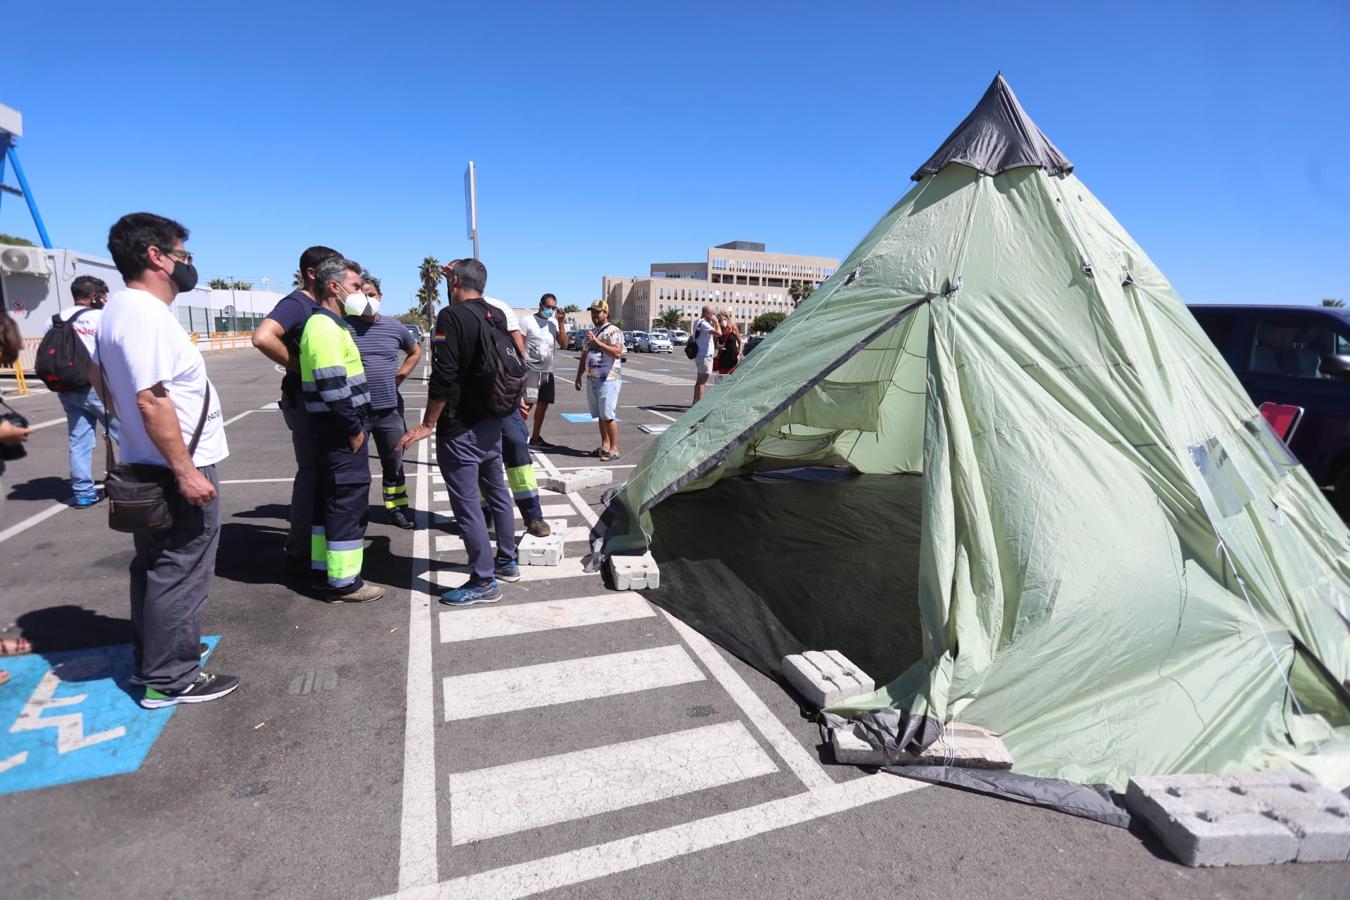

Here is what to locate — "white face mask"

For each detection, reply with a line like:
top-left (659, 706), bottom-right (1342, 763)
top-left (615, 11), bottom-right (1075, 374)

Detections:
top-left (342, 288), bottom-right (372, 317)
top-left (364, 296), bottom-right (381, 316)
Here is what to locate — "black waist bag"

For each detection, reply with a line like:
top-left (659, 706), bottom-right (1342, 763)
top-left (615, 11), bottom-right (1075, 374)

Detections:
top-left (104, 384), bottom-right (211, 533)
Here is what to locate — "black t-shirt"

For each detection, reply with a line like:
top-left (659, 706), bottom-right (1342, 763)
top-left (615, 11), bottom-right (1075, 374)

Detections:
top-left (264, 289), bottom-right (318, 397)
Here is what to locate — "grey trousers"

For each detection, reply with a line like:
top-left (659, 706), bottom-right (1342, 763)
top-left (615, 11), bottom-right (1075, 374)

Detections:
top-left (130, 466), bottom-right (221, 692)
top-left (281, 394), bottom-right (318, 559)
top-left (437, 419), bottom-right (517, 582)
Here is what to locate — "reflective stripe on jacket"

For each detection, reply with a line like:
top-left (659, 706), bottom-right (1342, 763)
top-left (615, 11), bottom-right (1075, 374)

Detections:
top-left (300, 308), bottom-right (371, 436)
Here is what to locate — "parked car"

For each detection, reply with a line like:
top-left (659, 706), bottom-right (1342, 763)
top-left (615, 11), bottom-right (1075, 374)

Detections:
top-left (1189, 304), bottom-right (1350, 514)
top-left (743, 335), bottom-right (765, 357)
top-left (568, 329), bottom-right (587, 351)
top-left (628, 330), bottom-right (647, 351)
top-left (670, 329), bottom-right (689, 346)
top-left (623, 330), bottom-right (639, 350)
top-left (638, 332), bottom-right (673, 353)
top-left (405, 324), bottom-right (424, 344)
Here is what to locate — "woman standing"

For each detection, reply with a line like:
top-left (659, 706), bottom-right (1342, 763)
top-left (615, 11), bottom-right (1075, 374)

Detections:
top-left (712, 312), bottom-right (742, 384)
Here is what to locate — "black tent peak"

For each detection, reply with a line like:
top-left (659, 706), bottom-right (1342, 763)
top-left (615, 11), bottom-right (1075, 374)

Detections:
top-left (911, 74), bottom-right (1073, 181)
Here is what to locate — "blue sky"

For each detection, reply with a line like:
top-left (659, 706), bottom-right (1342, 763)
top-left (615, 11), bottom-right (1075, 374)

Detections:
top-left (2, 1), bottom-right (1347, 314)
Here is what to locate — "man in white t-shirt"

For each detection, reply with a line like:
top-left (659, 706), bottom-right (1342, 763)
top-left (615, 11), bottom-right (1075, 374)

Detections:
top-left (519, 292), bottom-right (567, 448)
top-left (691, 305), bottom-right (723, 407)
top-left (55, 275), bottom-right (121, 507)
top-left (91, 212), bottom-right (238, 709)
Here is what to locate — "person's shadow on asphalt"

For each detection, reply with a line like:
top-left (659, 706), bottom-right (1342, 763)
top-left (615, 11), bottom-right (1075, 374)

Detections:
top-left (13, 604), bottom-right (142, 699)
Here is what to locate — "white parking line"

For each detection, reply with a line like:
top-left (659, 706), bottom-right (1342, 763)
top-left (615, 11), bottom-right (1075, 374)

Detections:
top-left (0, 502), bottom-right (67, 546)
top-left (441, 645), bottom-right (705, 721)
top-left (438, 592), bottom-right (654, 643)
top-left (445, 721), bottom-right (778, 844)
top-left (398, 429), bottom-right (440, 890)
top-left (384, 773), bottom-right (923, 900)
top-left (29, 416), bottom-right (68, 431)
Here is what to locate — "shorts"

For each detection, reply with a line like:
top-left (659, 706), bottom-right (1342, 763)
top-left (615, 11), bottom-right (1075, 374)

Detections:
top-left (586, 376), bottom-right (620, 421)
top-left (694, 355), bottom-right (712, 377)
top-left (525, 370), bottom-right (555, 405)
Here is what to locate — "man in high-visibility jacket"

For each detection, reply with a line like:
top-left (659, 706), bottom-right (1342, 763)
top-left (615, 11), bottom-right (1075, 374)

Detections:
top-left (300, 256), bottom-right (384, 603)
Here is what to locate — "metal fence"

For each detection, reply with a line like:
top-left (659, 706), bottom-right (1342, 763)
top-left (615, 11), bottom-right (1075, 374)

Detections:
top-left (176, 306), bottom-right (265, 335)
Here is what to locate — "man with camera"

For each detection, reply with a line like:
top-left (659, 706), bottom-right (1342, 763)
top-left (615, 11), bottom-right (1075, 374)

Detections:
top-left (92, 212), bottom-right (239, 709)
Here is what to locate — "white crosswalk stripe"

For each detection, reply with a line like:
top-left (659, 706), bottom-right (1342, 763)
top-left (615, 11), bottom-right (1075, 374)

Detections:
top-left (621, 368), bottom-right (694, 386)
top-left (433, 525), bottom-right (588, 553)
top-left (446, 721), bottom-right (778, 844)
top-left (441, 645), bottom-right (705, 721)
top-left (432, 556), bottom-right (589, 585)
top-left (438, 592), bottom-right (653, 642)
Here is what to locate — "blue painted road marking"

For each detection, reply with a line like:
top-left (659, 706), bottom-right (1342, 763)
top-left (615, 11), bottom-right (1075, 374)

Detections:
top-left (560, 412), bottom-right (622, 424)
top-left (0, 637), bottom-right (219, 795)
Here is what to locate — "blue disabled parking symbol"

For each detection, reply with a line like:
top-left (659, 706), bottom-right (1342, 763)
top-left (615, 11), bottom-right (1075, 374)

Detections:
top-left (0, 637), bottom-right (218, 795)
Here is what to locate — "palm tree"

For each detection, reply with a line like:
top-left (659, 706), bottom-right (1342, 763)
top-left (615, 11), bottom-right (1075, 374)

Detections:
top-left (418, 256), bottom-right (442, 325)
top-left (292, 269), bottom-right (304, 289)
top-left (656, 307), bottom-right (682, 330)
top-left (787, 280), bottom-right (815, 308)
top-left (1322, 298), bottom-right (1346, 308)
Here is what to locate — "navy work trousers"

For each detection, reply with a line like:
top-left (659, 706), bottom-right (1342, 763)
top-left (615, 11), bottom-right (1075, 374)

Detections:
top-left (437, 418), bottom-right (517, 583)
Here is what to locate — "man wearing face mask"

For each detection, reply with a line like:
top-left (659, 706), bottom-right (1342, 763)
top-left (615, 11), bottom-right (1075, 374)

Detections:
top-left (346, 272), bottom-right (421, 530)
top-left (92, 212), bottom-right (238, 708)
top-left (297, 257), bottom-right (384, 603)
top-left (55, 275), bottom-right (121, 507)
top-left (519, 292), bottom-right (568, 448)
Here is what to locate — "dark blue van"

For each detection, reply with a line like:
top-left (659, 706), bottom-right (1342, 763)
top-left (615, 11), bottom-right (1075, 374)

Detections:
top-left (1189, 304), bottom-right (1350, 515)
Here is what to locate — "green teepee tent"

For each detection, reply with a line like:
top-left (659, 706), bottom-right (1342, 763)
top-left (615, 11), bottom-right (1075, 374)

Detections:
top-left (594, 75), bottom-right (1350, 792)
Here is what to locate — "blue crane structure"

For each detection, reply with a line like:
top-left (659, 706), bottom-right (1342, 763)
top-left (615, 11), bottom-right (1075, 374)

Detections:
top-left (0, 103), bottom-right (53, 250)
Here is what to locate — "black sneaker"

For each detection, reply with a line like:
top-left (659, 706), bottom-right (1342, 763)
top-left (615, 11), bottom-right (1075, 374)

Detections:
top-left (388, 508), bottom-right (416, 530)
top-left (129, 643), bottom-right (210, 686)
top-left (140, 671), bottom-right (240, 709)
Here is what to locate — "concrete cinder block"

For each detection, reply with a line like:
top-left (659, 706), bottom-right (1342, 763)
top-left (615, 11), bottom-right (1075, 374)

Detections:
top-left (1125, 773), bottom-right (1318, 867)
top-left (539, 467), bottom-right (612, 494)
top-left (914, 723), bottom-right (1014, 770)
top-left (607, 553), bottom-right (660, 591)
top-left (1241, 785), bottom-right (1350, 863)
top-left (831, 726), bottom-right (885, 765)
top-left (829, 721), bottom-right (1013, 769)
top-left (781, 650), bottom-right (873, 709)
top-left (517, 532), bottom-right (565, 566)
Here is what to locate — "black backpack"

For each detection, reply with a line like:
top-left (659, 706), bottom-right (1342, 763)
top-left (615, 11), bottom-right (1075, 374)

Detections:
top-left (466, 300), bottom-right (527, 419)
top-left (34, 308), bottom-right (94, 392)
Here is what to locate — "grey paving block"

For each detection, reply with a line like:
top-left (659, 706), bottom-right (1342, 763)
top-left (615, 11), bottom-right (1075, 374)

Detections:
top-left (781, 650), bottom-right (873, 709)
top-left (830, 721), bottom-right (1013, 769)
top-left (539, 467), bottom-right (612, 493)
top-left (914, 723), bottom-right (1014, 769)
top-left (1124, 773), bottom-right (1350, 866)
top-left (607, 552), bottom-right (660, 591)
top-left (517, 532), bottom-right (565, 566)
top-left (831, 726), bottom-right (885, 765)
top-left (1242, 785), bottom-right (1350, 863)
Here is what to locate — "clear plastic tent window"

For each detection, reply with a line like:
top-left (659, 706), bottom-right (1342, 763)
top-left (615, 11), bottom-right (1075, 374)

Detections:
top-left (1187, 436), bottom-right (1256, 518)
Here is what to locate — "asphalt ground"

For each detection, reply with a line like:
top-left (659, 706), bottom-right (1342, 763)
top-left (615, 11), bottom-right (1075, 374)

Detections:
top-left (0, 345), bottom-right (1345, 899)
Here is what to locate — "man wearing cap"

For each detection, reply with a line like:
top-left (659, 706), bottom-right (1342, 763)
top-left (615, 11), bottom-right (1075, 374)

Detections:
top-left (573, 299), bottom-right (624, 460)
